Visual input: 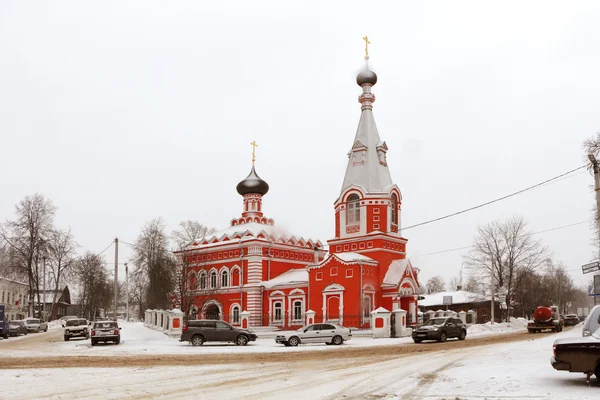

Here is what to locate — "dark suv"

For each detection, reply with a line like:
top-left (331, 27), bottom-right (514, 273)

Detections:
top-left (412, 317), bottom-right (467, 343)
top-left (180, 320), bottom-right (257, 346)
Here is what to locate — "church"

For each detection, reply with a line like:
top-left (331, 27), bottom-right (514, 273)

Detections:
top-left (178, 49), bottom-right (421, 329)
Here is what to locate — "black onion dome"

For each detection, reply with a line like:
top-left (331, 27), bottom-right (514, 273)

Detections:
top-left (356, 67), bottom-right (378, 86)
top-left (236, 166), bottom-right (270, 196)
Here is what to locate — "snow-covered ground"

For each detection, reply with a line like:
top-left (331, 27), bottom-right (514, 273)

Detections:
top-left (0, 318), bottom-right (530, 357)
top-left (1, 324), bottom-right (597, 399)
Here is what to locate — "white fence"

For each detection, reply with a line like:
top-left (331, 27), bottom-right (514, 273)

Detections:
top-left (144, 308), bottom-right (184, 337)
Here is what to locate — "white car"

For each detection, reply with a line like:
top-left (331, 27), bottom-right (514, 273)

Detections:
top-left (59, 315), bottom-right (78, 327)
top-left (24, 318), bottom-right (48, 333)
top-left (275, 323), bottom-right (352, 346)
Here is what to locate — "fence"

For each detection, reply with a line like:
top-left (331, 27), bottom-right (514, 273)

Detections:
top-left (144, 308), bottom-right (184, 337)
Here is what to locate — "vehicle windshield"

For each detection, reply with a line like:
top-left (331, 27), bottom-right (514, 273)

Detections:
top-left (10, 321), bottom-right (23, 326)
top-left (94, 322), bottom-right (117, 329)
top-left (27, 319), bottom-right (40, 324)
top-left (66, 320), bottom-right (80, 327)
top-left (423, 318), bottom-right (447, 326)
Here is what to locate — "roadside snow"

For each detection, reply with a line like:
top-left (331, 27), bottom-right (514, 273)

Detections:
top-left (467, 317), bottom-right (528, 335)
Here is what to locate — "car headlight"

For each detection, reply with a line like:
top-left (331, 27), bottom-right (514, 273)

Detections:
top-left (583, 329), bottom-right (591, 337)
top-left (432, 327), bottom-right (439, 331)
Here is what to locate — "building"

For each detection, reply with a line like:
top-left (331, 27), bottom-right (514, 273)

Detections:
top-left (35, 286), bottom-right (72, 320)
top-left (0, 276), bottom-right (28, 321)
top-left (177, 54), bottom-right (421, 329)
top-left (418, 290), bottom-right (503, 324)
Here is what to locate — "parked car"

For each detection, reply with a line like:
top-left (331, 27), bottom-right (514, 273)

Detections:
top-left (412, 317), bottom-right (467, 343)
top-left (59, 315), bottom-right (78, 327)
top-left (563, 314), bottom-right (580, 327)
top-left (180, 320), bottom-right (257, 346)
top-left (64, 318), bottom-right (89, 341)
top-left (8, 320), bottom-right (28, 337)
top-left (90, 320), bottom-right (121, 346)
top-left (1, 320), bottom-right (8, 339)
top-left (275, 323), bottom-right (352, 347)
top-left (551, 328), bottom-right (600, 382)
top-left (581, 305), bottom-right (600, 337)
top-left (25, 318), bottom-right (48, 333)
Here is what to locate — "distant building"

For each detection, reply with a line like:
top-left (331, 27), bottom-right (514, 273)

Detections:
top-left (34, 286), bottom-right (72, 320)
top-left (418, 290), bottom-right (503, 324)
top-left (0, 276), bottom-right (28, 320)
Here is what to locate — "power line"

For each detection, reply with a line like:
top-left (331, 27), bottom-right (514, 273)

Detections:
top-left (95, 241), bottom-right (114, 257)
top-left (402, 165), bottom-right (586, 231)
top-left (415, 220), bottom-right (588, 258)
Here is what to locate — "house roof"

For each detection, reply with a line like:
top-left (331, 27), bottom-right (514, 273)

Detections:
top-left (261, 269), bottom-right (308, 290)
top-left (419, 290), bottom-right (492, 307)
top-left (382, 259), bottom-right (410, 285)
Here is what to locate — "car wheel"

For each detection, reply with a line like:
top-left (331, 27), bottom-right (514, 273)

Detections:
top-left (438, 332), bottom-right (447, 342)
top-left (331, 335), bottom-right (343, 345)
top-left (413, 339), bottom-right (422, 344)
top-left (91, 339), bottom-right (96, 346)
top-left (288, 336), bottom-right (300, 347)
top-left (64, 336), bottom-right (69, 341)
top-left (115, 338), bottom-right (120, 345)
top-left (283, 342), bottom-right (291, 347)
top-left (459, 330), bottom-right (466, 341)
top-left (191, 335), bottom-right (204, 346)
top-left (595, 363), bottom-right (600, 379)
top-left (236, 335), bottom-right (249, 346)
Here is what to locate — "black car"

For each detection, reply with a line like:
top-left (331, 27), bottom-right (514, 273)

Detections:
top-left (412, 317), bottom-right (467, 343)
top-left (8, 320), bottom-right (28, 337)
top-left (180, 320), bottom-right (257, 346)
top-left (563, 314), bottom-right (580, 327)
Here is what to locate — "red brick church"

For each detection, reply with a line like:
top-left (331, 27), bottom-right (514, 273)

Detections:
top-left (178, 54), bottom-right (421, 329)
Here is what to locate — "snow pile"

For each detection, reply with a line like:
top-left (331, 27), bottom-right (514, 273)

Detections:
top-left (467, 317), bottom-right (528, 335)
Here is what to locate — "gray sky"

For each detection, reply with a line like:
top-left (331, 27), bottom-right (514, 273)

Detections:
top-left (1, 1), bottom-right (599, 289)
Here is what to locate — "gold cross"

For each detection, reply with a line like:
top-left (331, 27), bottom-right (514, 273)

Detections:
top-left (363, 36), bottom-right (370, 60)
top-left (250, 141), bottom-right (258, 164)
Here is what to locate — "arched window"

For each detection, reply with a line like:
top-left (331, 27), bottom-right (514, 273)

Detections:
top-left (188, 272), bottom-right (196, 290)
top-left (274, 302), bottom-right (283, 322)
top-left (210, 271), bottom-right (218, 288)
top-left (221, 269), bottom-right (229, 287)
top-left (347, 194), bottom-right (360, 225)
top-left (293, 300), bottom-right (303, 321)
top-left (199, 272), bottom-right (207, 289)
top-left (232, 305), bottom-right (240, 324)
top-left (362, 296), bottom-right (371, 321)
top-left (391, 193), bottom-right (399, 225)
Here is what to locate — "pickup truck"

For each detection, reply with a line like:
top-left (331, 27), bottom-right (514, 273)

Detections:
top-left (551, 305), bottom-right (600, 382)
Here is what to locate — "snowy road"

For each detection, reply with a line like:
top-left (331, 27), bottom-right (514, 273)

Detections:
top-left (2, 325), bottom-right (598, 399)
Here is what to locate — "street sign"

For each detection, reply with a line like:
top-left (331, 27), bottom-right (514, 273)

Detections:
top-left (582, 261), bottom-right (600, 274)
top-left (443, 296), bottom-right (453, 305)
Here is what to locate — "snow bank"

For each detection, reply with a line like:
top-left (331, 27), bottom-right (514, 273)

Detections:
top-left (467, 317), bottom-right (528, 335)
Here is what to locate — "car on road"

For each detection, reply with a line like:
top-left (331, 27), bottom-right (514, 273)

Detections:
top-left (562, 314), bottom-right (580, 327)
top-left (64, 318), bottom-right (89, 341)
top-left (25, 318), bottom-right (48, 333)
top-left (59, 315), bottom-right (79, 327)
top-left (582, 305), bottom-right (600, 337)
top-left (8, 320), bottom-right (28, 337)
top-left (412, 317), bottom-right (467, 343)
top-left (551, 328), bottom-right (600, 382)
top-left (180, 320), bottom-right (257, 346)
top-left (90, 320), bottom-right (121, 345)
top-left (275, 323), bottom-right (352, 347)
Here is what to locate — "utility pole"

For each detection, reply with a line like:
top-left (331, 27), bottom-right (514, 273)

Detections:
top-left (589, 154), bottom-right (600, 307)
top-left (114, 237), bottom-right (119, 321)
top-left (125, 263), bottom-right (129, 322)
top-left (490, 275), bottom-right (495, 325)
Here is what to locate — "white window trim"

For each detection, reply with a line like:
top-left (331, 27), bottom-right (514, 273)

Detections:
top-left (230, 303), bottom-right (241, 325)
top-left (287, 295), bottom-right (305, 325)
top-left (271, 299), bottom-right (285, 324)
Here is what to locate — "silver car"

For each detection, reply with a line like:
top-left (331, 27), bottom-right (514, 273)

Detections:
top-left (24, 318), bottom-right (48, 333)
top-left (275, 323), bottom-right (352, 347)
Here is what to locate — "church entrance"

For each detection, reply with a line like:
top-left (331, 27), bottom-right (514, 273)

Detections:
top-left (204, 304), bottom-right (220, 320)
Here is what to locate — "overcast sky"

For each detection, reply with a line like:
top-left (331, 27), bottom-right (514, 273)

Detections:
top-left (1, 1), bottom-right (599, 290)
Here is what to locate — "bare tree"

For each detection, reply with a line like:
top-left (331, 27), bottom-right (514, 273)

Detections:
top-left (129, 269), bottom-right (149, 320)
top-left (75, 252), bottom-right (113, 320)
top-left (1, 194), bottom-right (56, 316)
top-left (46, 228), bottom-right (78, 319)
top-left (425, 276), bottom-right (446, 294)
top-left (463, 216), bottom-right (548, 321)
top-left (133, 218), bottom-right (174, 309)
top-left (583, 132), bottom-right (600, 260)
top-left (171, 220), bottom-right (217, 248)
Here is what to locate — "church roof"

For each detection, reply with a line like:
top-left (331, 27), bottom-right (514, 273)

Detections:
top-left (419, 290), bottom-right (492, 307)
top-left (340, 67), bottom-right (394, 195)
top-left (261, 269), bottom-right (308, 289)
top-left (382, 259), bottom-right (411, 285)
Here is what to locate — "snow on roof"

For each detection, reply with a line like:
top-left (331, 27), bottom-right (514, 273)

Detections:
top-left (382, 259), bottom-right (410, 285)
top-left (419, 290), bottom-right (490, 307)
top-left (261, 269), bottom-right (308, 290)
top-left (333, 252), bottom-right (375, 263)
top-left (186, 222), bottom-right (323, 250)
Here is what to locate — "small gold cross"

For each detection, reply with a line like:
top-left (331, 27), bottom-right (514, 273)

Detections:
top-left (363, 36), bottom-right (370, 60)
top-left (250, 141), bottom-right (258, 164)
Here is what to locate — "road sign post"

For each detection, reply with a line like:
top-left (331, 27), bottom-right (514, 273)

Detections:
top-left (582, 261), bottom-right (600, 275)
top-left (443, 296), bottom-right (452, 311)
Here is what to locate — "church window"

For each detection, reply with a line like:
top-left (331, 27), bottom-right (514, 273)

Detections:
top-left (331, 267), bottom-right (338, 276)
top-left (351, 244), bottom-right (357, 250)
top-left (293, 301), bottom-right (302, 321)
top-left (232, 305), bottom-right (240, 324)
top-left (221, 270), bottom-right (229, 287)
top-left (373, 224), bottom-right (380, 230)
top-left (373, 216), bottom-right (380, 222)
top-left (346, 269), bottom-right (354, 278)
top-left (362, 296), bottom-right (371, 322)
top-left (391, 194), bottom-right (399, 225)
top-left (210, 271), bottom-right (218, 288)
top-left (316, 272), bottom-right (323, 281)
top-left (347, 194), bottom-right (360, 225)
top-left (273, 302), bottom-right (283, 322)
top-left (199, 272), bottom-right (207, 289)
top-left (374, 208), bottom-right (380, 214)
